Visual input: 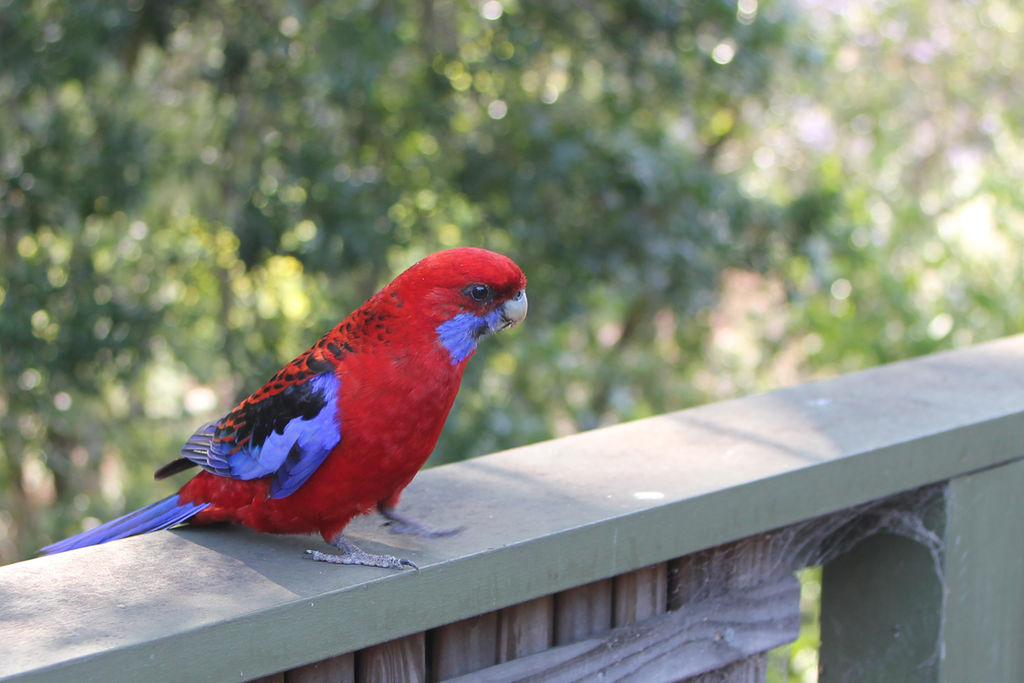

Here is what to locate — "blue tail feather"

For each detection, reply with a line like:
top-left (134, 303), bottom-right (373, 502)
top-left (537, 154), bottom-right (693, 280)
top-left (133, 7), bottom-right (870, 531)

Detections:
top-left (41, 494), bottom-right (211, 555)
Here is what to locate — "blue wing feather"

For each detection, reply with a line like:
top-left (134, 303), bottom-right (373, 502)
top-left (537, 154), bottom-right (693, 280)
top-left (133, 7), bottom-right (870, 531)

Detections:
top-left (175, 372), bottom-right (342, 499)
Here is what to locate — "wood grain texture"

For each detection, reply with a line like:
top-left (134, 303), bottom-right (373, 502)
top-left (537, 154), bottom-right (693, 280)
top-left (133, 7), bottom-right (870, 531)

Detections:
top-left (554, 579), bottom-right (613, 645)
top-left (677, 536), bottom-right (774, 683)
top-left (614, 563), bottom-right (667, 627)
top-left (431, 612), bottom-right (499, 680)
top-left (447, 574), bottom-right (800, 683)
top-left (356, 633), bottom-right (425, 683)
top-left (498, 595), bottom-right (554, 662)
top-left (669, 547), bottom-right (716, 610)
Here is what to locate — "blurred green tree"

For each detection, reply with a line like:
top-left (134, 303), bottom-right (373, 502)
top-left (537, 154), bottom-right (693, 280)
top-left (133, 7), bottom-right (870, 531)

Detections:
top-left (1, 1), bottom-right (1022, 616)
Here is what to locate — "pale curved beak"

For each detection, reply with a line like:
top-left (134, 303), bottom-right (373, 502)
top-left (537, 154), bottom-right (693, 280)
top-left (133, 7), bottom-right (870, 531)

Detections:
top-left (499, 289), bottom-right (528, 329)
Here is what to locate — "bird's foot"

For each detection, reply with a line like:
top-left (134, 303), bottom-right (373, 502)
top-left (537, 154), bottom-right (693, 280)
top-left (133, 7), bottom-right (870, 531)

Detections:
top-left (304, 548), bottom-right (417, 570)
top-left (378, 504), bottom-right (463, 538)
top-left (305, 533), bottom-right (418, 570)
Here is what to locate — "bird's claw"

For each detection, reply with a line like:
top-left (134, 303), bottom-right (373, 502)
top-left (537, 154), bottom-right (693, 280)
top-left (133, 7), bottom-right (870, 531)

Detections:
top-left (304, 548), bottom-right (419, 571)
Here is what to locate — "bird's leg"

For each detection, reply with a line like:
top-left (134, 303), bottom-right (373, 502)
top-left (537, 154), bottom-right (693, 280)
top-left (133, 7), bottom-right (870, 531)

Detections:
top-left (378, 503), bottom-right (463, 538)
top-left (304, 533), bottom-right (418, 570)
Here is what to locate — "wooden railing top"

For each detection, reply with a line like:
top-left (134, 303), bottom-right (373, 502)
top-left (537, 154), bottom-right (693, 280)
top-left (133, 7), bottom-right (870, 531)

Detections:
top-left (3, 334), bottom-right (1023, 682)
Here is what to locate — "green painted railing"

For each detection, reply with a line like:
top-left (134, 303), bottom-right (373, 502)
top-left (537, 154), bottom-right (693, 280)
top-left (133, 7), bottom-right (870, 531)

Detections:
top-left (2, 335), bottom-right (1022, 682)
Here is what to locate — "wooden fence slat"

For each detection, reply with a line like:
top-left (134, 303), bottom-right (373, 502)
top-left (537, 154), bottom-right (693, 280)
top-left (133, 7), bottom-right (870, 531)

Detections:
top-left (446, 574), bottom-right (800, 683)
top-left (668, 548), bottom-right (716, 610)
top-left (285, 653), bottom-right (355, 683)
top-left (431, 612), bottom-right (499, 680)
top-left (613, 563), bottom-right (668, 627)
top-left (498, 595), bottom-right (555, 662)
top-left (554, 578), bottom-right (613, 645)
top-left (672, 535), bottom-right (776, 682)
top-left (356, 633), bottom-right (425, 683)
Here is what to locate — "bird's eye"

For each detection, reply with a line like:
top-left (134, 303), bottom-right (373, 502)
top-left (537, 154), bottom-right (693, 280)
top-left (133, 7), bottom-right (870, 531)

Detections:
top-left (467, 284), bottom-right (492, 302)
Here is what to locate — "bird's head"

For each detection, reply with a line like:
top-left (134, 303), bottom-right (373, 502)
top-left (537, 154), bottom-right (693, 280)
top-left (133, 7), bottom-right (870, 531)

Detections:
top-left (386, 248), bottom-right (527, 365)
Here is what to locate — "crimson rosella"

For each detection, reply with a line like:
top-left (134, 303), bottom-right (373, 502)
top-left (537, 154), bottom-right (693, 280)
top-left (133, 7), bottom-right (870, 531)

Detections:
top-left (42, 247), bottom-right (527, 569)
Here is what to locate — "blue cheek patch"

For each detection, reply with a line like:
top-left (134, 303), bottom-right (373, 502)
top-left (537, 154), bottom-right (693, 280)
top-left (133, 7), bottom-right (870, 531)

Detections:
top-left (436, 311), bottom-right (504, 364)
top-left (436, 313), bottom-right (484, 364)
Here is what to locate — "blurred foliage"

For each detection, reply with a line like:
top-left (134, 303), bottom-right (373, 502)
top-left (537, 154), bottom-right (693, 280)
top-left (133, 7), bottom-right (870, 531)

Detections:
top-left (0, 0), bottom-right (1020, 633)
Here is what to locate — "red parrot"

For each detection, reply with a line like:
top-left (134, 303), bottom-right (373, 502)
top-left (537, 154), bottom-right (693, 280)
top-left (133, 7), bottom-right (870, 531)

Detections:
top-left (42, 247), bottom-right (527, 569)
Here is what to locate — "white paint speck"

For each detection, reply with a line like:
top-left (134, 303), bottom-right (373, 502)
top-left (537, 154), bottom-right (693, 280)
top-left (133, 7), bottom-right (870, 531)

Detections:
top-left (633, 491), bottom-right (665, 501)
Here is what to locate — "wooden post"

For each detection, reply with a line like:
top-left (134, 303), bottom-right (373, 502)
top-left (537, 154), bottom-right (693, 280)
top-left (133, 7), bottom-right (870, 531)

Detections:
top-left (819, 493), bottom-right (945, 682)
top-left (939, 459), bottom-right (1024, 682)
